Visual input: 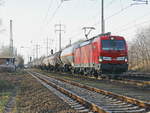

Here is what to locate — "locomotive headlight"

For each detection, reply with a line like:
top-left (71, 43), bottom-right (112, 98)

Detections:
top-left (99, 57), bottom-right (103, 62)
top-left (125, 57), bottom-right (128, 62)
top-left (110, 37), bottom-right (114, 40)
top-left (103, 57), bottom-right (112, 61)
top-left (117, 57), bottom-right (125, 61)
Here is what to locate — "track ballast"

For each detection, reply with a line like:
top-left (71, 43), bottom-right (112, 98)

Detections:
top-left (28, 70), bottom-right (150, 113)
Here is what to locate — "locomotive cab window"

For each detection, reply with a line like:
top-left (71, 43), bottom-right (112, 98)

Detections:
top-left (102, 40), bottom-right (125, 50)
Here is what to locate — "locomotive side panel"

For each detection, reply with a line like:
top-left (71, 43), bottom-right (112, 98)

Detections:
top-left (80, 44), bottom-right (93, 67)
top-left (74, 47), bottom-right (81, 67)
top-left (92, 40), bottom-right (99, 65)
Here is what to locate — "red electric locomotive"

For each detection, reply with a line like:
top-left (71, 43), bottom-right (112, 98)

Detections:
top-left (74, 32), bottom-right (128, 76)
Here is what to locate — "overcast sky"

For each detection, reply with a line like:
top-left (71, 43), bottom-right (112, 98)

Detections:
top-left (0, 0), bottom-right (150, 63)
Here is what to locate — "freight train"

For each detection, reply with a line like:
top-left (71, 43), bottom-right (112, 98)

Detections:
top-left (32, 33), bottom-right (128, 78)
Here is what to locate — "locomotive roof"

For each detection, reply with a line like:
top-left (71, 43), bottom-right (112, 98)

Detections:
top-left (78, 32), bottom-right (112, 47)
top-left (88, 32), bottom-right (111, 41)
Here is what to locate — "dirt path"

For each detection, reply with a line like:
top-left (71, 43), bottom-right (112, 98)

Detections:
top-left (3, 90), bottom-right (16, 113)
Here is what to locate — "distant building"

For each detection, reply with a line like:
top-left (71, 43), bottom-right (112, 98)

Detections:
top-left (0, 56), bottom-right (15, 65)
top-left (0, 56), bottom-right (16, 72)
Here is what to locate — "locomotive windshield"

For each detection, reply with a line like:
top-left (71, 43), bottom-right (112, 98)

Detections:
top-left (102, 40), bottom-right (125, 50)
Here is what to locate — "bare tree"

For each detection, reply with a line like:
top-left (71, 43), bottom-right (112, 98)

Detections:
top-left (0, 46), bottom-right (12, 57)
top-left (129, 27), bottom-right (150, 72)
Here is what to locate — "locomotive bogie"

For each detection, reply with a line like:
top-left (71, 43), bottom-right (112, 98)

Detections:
top-left (100, 63), bottom-right (128, 73)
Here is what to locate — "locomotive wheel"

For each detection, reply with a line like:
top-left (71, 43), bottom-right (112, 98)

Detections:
top-left (94, 74), bottom-right (98, 79)
top-left (83, 68), bottom-right (88, 76)
top-left (92, 70), bottom-right (98, 79)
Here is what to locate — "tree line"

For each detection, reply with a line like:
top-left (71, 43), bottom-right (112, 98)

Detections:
top-left (128, 27), bottom-right (150, 72)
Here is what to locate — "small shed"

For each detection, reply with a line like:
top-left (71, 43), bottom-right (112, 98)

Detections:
top-left (0, 56), bottom-right (15, 65)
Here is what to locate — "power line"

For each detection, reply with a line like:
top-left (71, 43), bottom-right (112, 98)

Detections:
top-left (105, 4), bottom-right (132, 20)
top-left (115, 18), bottom-right (150, 33)
top-left (85, 1), bottom-right (132, 33)
top-left (48, 2), bottom-right (63, 24)
top-left (112, 10), bottom-right (150, 32)
top-left (105, 0), bottom-right (117, 8)
top-left (39, 1), bottom-right (64, 44)
top-left (67, 20), bottom-right (99, 41)
top-left (42, 0), bottom-right (54, 25)
top-left (105, 0), bottom-right (148, 20)
top-left (69, 31), bottom-right (83, 40)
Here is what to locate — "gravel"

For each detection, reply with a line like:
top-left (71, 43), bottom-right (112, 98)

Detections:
top-left (0, 71), bottom-right (78, 113)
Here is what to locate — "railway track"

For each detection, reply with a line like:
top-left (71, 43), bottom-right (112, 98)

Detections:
top-left (100, 73), bottom-right (150, 87)
top-left (59, 71), bottom-right (150, 87)
top-left (109, 78), bottom-right (150, 87)
top-left (106, 73), bottom-right (150, 87)
top-left (33, 69), bottom-right (150, 87)
top-left (27, 70), bottom-right (150, 113)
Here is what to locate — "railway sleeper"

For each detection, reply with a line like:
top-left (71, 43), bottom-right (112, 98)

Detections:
top-left (109, 108), bottom-right (146, 113)
top-left (78, 109), bottom-right (90, 113)
top-left (101, 104), bottom-right (134, 108)
top-left (104, 106), bottom-right (141, 111)
top-left (101, 103), bottom-right (139, 108)
top-left (71, 104), bottom-right (82, 108)
top-left (74, 106), bottom-right (86, 110)
top-left (96, 99), bottom-right (123, 104)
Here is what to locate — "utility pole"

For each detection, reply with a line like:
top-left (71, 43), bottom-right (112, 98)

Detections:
top-left (101, 0), bottom-right (105, 34)
top-left (55, 22), bottom-right (65, 51)
top-left (69, 39), bottom-right (71, 45)
top-left (46, 37), bottom-right (49, 56)
top-left (100, 0), bottom-right (148, 34)
top-left (82, 27), bottom-right (95, 39)
top-left (36, 44), bottom-right (39, 59)
top-left (10, 20), bottom-right (13, 57)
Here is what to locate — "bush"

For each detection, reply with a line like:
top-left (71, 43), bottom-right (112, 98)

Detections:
top-left (0, 80), bottom-right (15, 91)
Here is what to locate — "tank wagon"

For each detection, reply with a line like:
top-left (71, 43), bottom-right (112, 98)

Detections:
top-left (60, 42), bottom-right (81, 72)
top-left (42, 51), bottom-right (62, 71)
top-left (36, 33), bottom-right (128, 77)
